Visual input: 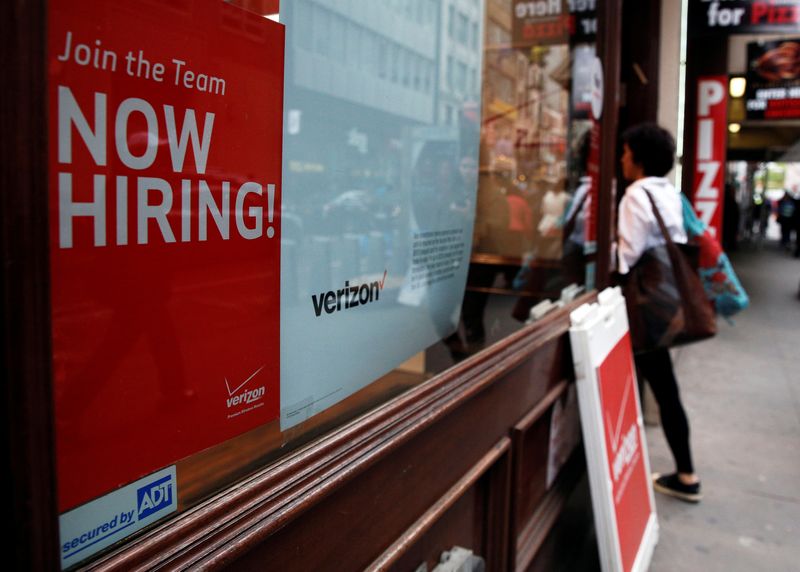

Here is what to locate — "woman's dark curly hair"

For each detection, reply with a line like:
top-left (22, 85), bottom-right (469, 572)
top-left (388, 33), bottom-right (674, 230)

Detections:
top-left (622, 123), bottom-right (676, 177)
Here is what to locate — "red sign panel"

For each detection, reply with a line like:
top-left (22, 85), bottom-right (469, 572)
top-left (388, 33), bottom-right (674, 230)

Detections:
top-left (596, 333), bottom-right (653, 572)
top-left (745, 39), bottom-right (800, 120)
top-left (48, 0), bottom-right (284, 512)
top-left (693, 76), bottom-right (728, 240)
top-left (512, 0), bottom-right (570, 46)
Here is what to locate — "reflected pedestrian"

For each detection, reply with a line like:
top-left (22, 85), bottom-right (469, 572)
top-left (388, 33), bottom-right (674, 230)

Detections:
top-left (777, 190), bottom-right (797, 251)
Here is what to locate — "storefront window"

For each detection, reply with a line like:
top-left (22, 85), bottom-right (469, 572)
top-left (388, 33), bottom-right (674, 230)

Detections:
top-left (46, 0), bottom-right (604, 568)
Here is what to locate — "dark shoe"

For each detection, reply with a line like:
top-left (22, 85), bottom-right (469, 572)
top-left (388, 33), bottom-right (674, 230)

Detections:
top-left (652, 473), bottom-right (702, 503)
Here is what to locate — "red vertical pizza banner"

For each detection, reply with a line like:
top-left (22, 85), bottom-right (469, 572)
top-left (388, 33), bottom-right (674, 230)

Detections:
top-left (48, 0), bottom-right (284, 512)
top-left (693, 76), bottom-right (728, 240)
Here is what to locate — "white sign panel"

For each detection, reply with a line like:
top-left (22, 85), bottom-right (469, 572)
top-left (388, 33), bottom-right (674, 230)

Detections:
top-left (570, 288), bottom-right (658, 572)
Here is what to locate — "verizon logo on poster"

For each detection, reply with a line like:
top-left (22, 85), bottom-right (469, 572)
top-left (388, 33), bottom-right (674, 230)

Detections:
top-left (693, 76), bottom-right (728, 239)
top-left (48, 0), bottom-right (284, 514)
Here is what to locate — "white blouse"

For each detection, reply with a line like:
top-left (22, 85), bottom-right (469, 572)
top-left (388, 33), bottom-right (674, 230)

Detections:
top-left (617, 176), bottom-right (687, 274)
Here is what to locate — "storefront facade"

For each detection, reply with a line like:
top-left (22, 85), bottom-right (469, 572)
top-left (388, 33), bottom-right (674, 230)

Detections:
top-left (4, 1), bottom-right (630, 570)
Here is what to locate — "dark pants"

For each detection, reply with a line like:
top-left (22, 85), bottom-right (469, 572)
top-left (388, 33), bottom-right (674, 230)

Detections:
top-left (635, 348), bottom-right (695, 474)
top-left (795, 221), bottom-right (800, 257)
top-left (779, 219), bottom-right (793, 247)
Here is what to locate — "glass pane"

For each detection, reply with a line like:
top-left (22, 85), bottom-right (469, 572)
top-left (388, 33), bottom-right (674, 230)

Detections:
top-left (426, 0), bottom-right (601, 369)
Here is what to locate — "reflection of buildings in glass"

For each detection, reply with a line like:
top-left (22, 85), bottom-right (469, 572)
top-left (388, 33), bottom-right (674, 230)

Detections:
top-left (438, 0), bottom-right (483, 126)
top-left (283, 1), bottom-right (439, 292)
top-left (289, 0), bottom-right (439, 122)
top-left (475, 1), bottom-right (570, 259)
top-left (482, 1), bottom-right (520, 171)
top-left (481, 2), bottom-right (568, 179)
top-left (282, 1), bottom-right (483, 300)
top-left (527, 45), bottom-right (569, 189)
top-left (524, 46), bottom-right (570, 263)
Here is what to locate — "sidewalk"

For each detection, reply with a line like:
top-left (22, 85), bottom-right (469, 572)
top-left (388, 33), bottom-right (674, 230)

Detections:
top-left (647, 242), bottom-right (800, 572)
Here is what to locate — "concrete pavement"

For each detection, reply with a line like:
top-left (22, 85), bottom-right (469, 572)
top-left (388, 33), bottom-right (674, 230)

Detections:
top-left (647, 242), bottom-right (800, 572)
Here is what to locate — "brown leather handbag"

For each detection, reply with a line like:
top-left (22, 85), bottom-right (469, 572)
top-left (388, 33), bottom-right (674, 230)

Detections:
top-left (622, 190), bottom-right (716, 354)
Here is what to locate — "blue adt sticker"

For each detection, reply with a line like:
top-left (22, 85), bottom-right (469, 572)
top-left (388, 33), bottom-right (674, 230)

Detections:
top-left (59, 466), bottom-right (177, 570)
top-left (136, 475), bottom-right (174, 520)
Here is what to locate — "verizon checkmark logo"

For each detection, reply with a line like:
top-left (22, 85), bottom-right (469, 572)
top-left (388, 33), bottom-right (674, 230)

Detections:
top-left (225, 365), bottom-right (266, 409)
top-left (225, 365), bottom-right (264, 396)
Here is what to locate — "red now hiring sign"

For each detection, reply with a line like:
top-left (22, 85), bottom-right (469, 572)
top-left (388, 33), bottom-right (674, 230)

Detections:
top-left (48, 0), bottom-right (284, 513)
